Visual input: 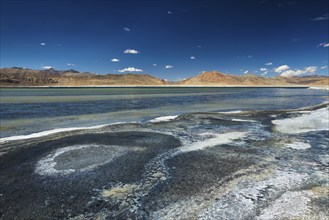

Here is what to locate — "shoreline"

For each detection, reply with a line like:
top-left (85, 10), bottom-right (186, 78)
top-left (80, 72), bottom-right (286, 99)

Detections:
top-left (1, 101), bottom-right (328, 144)
top-left (0, 85), bottom-right (316, 88)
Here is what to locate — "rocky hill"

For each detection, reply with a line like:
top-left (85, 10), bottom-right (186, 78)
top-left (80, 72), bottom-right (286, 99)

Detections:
top-left (0, 68), bottom-right (328, 87)
top-left (179, 71), bottom-right (329, 87)
top-left (0, 67), bottom-right (167, 86)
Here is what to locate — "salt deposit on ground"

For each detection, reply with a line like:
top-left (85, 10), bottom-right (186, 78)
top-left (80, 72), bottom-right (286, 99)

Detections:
top-left (179, 132), bottom-right (247, 152)
top-left (35, 144), bottom-right (127, 176)
top-left (285, 141), bottom-right (311, 150)
top-left (231, 118), bottom-right (257, 122)
top-left (149, 115), bottom-right (179, 123)
top-left (0, 123), bottom-right (122, 143)
top-left (272, 107), bottom-right (329, 134)
top-left (256, 190), bottom-right (312, 220)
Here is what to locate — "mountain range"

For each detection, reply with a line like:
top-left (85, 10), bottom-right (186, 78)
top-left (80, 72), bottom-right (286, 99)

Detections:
top-left (0, 67), bottom-right (328, 87)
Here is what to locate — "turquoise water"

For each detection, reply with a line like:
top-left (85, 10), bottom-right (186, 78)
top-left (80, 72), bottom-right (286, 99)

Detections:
top-left (0, 87), bottom-right (327, 138)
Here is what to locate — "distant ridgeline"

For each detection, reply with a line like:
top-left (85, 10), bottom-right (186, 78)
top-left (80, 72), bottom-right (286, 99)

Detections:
top-left (0, 67), bottom-right (328, 86)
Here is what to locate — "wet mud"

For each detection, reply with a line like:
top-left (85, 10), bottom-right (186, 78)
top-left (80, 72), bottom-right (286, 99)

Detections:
top-left (0, 103), bottom-right (328, 219)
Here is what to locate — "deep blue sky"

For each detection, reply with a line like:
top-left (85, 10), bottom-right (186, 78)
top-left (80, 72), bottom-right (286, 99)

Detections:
top-left (1, 0), bottom-right (328, 80)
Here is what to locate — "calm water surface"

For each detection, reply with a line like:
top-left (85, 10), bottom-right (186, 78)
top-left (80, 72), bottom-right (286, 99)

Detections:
top-left (0, 87), bottom-right (327, 138)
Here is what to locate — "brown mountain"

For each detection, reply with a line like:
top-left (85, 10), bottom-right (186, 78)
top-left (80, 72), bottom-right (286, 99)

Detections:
top-left (0, 68), bottom-right (328, 87)
top-left (179, 71), bottom-right (329, 87)
top-left (0, 67), bottom-right (167, 86)
top-left (179, 71), bottom-right (241, 85)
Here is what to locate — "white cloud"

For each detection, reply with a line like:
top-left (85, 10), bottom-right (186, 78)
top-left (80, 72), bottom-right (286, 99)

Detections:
top-left (260, 67), bottom-right (270, 76)
top-left (244, 70), bottom-right (249, 74)
top-left (67, 63), bottom-right (75, 66)
top-left (190, 56), bottom-right (196, 59)
top-left (118, 67), bottom-right (143, 73)
top-left (274, 65), bottom-right (290, 73)
top-left (111, 58), bottom-right (120, 62)
top-left (248, 55), bottom-right (252, 58)
top-left (40, 42), bottom-right (46, 46)
top-left (153, 64), bottom-right (157, 66)
top-left (265, 62), bottom-right (272, 66)
top-left (317, 42), bottom-right (329, 48)
top-left (165, 65), bottom-right (173, 69)
top-left (305, 66), bottom-right (317, 73)
top-left (123, 49), bottom-right (140, 54)
top-left (123, 27), bottom-right (130, 32)
top-left (312, 14), bottom-right (329, 21)
top-left (320, 66), bottom-right (328, 69)
top-left (280, 66), bottom-right (317, 77)
top-left (42, 66), bottom-right (52, 69)
top-left (168, 11), bottom-right (173, 14)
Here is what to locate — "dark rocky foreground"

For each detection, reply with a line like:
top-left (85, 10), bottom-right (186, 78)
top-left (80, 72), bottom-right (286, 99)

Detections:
top-left (0, 104), bottom-right (328, 219)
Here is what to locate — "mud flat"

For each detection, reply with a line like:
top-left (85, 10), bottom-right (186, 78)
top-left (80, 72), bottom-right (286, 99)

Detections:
top-left (0, 103), bottom-right (328, 219)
